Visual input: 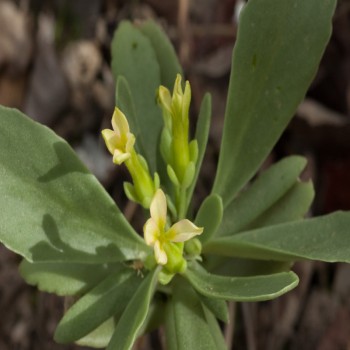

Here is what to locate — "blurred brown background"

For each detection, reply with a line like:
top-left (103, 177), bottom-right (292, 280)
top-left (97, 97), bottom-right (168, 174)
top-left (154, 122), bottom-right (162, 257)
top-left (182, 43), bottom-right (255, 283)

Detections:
top-left (0, 0), bottom-right (350, 349)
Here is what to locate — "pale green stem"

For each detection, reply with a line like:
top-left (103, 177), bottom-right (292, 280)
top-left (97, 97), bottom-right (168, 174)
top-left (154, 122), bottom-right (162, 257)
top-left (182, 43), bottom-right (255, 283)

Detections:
top-left (125, 149), bottom-right (155, 208)
top-left (176, 186), bottom-right (188, 220)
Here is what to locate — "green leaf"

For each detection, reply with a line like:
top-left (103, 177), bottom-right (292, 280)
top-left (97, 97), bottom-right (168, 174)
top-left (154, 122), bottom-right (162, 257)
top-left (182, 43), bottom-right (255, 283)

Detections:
top-left (112, 21), bottom-right (162, 172)
top-left (139, 20), bottom-right (183, 89)
top-left (202, 305), bottom-right (227, 350)
top-left (197, 293), bottom-right (229, 323)
top-left (140, 295), bottom-right (167, 334)
top-left (19, 260), bottom-right (122, 296)
top-left (186, 93), bottom-right (212, 212)
top-left (106, 268), bottom-right (159, 350)
top-left (204, 211), bottom-right (350, 263)
top-left (195, 194), bottom-right (223, 243)
top-left (217, 156), bottom-right (307, 236)
top-left (206, 257), bottom-right (291, 278)
top-left (164, 300), bottom-right (178, 350)
top-left (0, 106), bottom-right (149, 264)
top-left (54, 268), bottom-right (141, 344)
top-left (165, 280), bottom-right (219, 350)
top-left (212, 0), bottom-right (336, 206)
top-left (76, 317), bottom-right (115, 349)
top-left (245, 180), bottom-right (314, 230)
top-left (185, 264), bottom-right (298, 302)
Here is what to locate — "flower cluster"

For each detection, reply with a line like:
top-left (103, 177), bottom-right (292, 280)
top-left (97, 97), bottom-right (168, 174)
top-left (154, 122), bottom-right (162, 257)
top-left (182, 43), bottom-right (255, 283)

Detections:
top-left (102, 76), bottom-right (203, 283)
top-left (157, 74), bottom-right (198, 189)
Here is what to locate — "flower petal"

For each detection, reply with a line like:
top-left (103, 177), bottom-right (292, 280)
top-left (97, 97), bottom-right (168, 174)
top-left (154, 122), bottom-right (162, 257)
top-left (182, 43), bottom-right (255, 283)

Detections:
top-left (112, 107), bottom-right (130, 136)
top-left (113, 149), bottom-right (130, 165)
top-left (101, 129), bottom-right (118, 155)
top-left (157, 86), bottom-right (172, 114)
top-left (154, 240), bottom-right (167, 265)
top-left (150, 189), bottom-right (167, 230)
top-left (172, 78), bottom-right (183, 118)
top-left (182, 80), bottom-right (191, 123)
top-left (167, 219), bottom-right (203, 242)
top-left (125, 132), bottom-right (135, 152)
top-left (173, 74), bottom-right (183, 97)
top-left (143, 218), bottom-right (159, 246)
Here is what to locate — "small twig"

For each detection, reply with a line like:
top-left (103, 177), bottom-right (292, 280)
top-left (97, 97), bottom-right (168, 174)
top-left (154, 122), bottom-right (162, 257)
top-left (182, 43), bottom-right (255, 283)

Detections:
top-left (268, 262), bottom-right (315, 349)
top-left (191, 24), bottom-right (237, 38)
top-left (242, 303), bottom-right (256, 350)
top-left (297, 98), bottom-right (348, 127)
top-left (177, 0), bottom-right (191, 67)
top-left (224, 301), bottom-right (236, 349)
top-left (19, 0), bottom-right (30, 12)
top-left (124, 200), bottom-right (138, 222)
top-left (168, 24), bottom-right (236, 40)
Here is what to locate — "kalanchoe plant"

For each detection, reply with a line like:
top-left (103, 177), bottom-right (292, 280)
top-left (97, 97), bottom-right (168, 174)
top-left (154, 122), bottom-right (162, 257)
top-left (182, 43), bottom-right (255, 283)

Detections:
top-left (0, 0), bottom-right (349, 349)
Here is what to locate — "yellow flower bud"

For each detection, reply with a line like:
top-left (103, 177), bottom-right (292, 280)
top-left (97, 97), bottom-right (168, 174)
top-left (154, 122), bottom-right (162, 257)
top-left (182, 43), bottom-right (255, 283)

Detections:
top-left (101, 107), bottom-right (135, 165)
top-left (157, 74), bottom-right (194, 184)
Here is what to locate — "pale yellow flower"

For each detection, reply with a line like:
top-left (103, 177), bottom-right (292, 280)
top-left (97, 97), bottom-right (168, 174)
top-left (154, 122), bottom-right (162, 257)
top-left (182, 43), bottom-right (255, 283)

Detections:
top-left (143, 189), bottom-right (203, 265)
top-left (102, 107), bottom-right (135, 165)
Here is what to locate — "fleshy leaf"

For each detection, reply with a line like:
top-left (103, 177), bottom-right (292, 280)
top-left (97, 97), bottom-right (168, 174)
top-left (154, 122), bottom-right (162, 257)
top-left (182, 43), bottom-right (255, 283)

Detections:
top-left (204, 211), bottom-right (350, 263)
top-left (139, 20), bottom-right (183, 90)
top-left (186, 93), bottom-right (212, 211)
top-left (106, 268), bottom-right (159, 350)
top-left (185, 264), bottom-right (299, 302)
top-left (165, 280), bottom-right (220, 350)
top-left (195, 194), bottom-right (223, 243)
top-left (76, 318), bottom-right (115, 349)
top-left (202, 305), bottom-right (227, 350)
top-left (212, 0), bottom-right (336, 206)
top-left (54, 268), bottom-right (141, 344)
top-left (205, 257), bottom-right (291, 278)
top-left (217, 156), bottom-right (307, 236)
top-left (245, 180), bottom-right (314, 230)
top-left (112, 21), bottom-right (162, 172)
top-left (19, 260), bottom-right (122, 296)
top-left (139, 296), bottom-right (167, 334)
top-left (197, 293), bottom-right (229, 323)
top-left (0, 106), bottom-right (149, 264)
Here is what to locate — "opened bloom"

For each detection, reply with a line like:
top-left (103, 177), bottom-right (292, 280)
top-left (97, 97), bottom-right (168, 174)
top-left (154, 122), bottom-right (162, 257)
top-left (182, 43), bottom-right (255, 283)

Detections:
top-left (143, 189), bottom-right (203, 266)
top-left (101, 107), bottom-right (135, 165)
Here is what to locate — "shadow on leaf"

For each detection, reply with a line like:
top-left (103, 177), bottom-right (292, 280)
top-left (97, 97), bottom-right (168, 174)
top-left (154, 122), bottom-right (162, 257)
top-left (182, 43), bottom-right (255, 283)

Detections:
top-left (30, 214), bottom-right (125, 264)
top-left (38, 141), bottom-right (89, 183)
